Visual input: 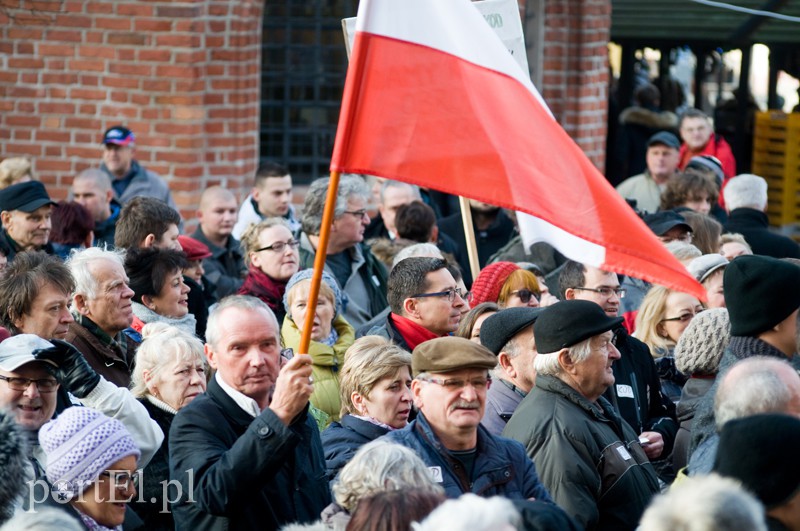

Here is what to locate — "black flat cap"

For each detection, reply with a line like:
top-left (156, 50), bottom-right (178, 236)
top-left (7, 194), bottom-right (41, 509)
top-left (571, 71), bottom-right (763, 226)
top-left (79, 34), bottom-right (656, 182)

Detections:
top-left (534, 300), bottom-right (623, 353)
top-left (0, 181), bottom-right (56, 213)
top-left (480, 307), bottom-right (544, 355)
top-left (642, 210), bottom-right (692, 237)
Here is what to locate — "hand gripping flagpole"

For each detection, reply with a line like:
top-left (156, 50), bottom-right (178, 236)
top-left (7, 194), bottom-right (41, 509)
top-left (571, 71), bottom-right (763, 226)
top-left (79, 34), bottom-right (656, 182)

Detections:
top-left (298, 171), bottom-right (341, 355)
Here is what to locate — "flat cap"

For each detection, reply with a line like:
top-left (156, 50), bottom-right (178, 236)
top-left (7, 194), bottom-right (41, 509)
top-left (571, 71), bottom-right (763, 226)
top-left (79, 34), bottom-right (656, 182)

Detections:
top-left (412, 336), bottom-right (497, 377)
top-left (688, 254), bottom-right (728, 283)
top-left (534, 300), bottom-right (623, 353)
top-left (0, 181), bottom-right (56, 213)
top-left (480, 307), bottom-right (544, 355)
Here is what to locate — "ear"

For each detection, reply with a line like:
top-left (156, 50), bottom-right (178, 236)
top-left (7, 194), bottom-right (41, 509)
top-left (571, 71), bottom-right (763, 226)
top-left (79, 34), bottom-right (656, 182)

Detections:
top-left (204, 343), bottom-right (218, 370)
top-left (0, 211), bottom-right (11, 228)
top-left (350, 392), bottom-right (367, 416)
top-left (142, 233), bottom-right (156, 248)
top-left (497, 352), bottom-right (517, 379)
top-left (84, 231), bottom-right (94, 249)
top-left (564, 288), bottom-right (576, 301)
top-left (402, 297), bottom-right (419, 318)
top-left (656, 322), bottom-right (667, 338)
top-left (250, 251), bottom-right (262, 270)
top-left (141, 294), bottom-right (155, 311)
top-left (73, 294), bottom-right (91, 316)
top-left (251, 187), bottom-right (261, 201)
top-left (411, 379), bottom-right (424, 409)
top-left (195, 209), bottom-right (204, 222)
top-left (142, 369), bottom-right (159, 395)
top-left (429, 225), bottom-right (439, 243)
top-left (105, 189), bottom-right (114, 203)
top-left (11, 314), bottom-right (25, 333)
top-left (557, 348), bottom-right (577, 375)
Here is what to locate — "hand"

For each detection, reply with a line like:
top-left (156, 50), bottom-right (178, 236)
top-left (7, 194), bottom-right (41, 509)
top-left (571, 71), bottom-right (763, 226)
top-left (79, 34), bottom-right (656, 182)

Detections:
top-left (639, 431), bottom-right (664, 459)
top-left (269, 354), bottom-right (314, 426)
top-left (33, 340), bottom-right (100, 398)
top-left (538, 292), bottom-right (560, 307)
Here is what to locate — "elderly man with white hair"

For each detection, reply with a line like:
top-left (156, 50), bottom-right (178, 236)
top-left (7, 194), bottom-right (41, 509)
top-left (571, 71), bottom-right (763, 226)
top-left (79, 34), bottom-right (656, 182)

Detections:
top-left (504, 300), bottom-right (659, 531)
top-left (723, 173), bottom-right (800, 258)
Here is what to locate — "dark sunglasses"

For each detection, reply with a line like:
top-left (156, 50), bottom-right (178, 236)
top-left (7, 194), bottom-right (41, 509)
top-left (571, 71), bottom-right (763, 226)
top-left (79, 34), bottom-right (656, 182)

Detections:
top-left (511, 289), bottom-right (538, 304)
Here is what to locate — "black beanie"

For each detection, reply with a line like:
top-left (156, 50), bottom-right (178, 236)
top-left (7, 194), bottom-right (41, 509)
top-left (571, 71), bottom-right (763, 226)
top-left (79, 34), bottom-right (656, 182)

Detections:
top-left (723, 255), bottom-right (800, 337)
top-left (713, 414), bottom-right (800, 508)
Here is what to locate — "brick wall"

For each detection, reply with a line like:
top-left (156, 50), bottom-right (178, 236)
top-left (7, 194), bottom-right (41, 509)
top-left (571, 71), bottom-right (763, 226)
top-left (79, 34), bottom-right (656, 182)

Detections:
top-left (0, 0), bottom-right (263, 219)
top-left (539, 0), bottom-right (611, 170)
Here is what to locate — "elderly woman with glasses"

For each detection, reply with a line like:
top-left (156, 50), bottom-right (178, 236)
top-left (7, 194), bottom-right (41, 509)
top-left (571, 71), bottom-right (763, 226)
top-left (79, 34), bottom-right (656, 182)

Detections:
top-left (634, 285), bottom-right (704, 402)
top-left (470, 262), bottom-right (541, 309)
top-left (237, 218), bottom-right (300, 326)
top-left (130, 322), bottom-right (207, 530)
top-left (39, 406), bottom-right (140, 531)
top-left (322, 336), bottom-right (412, 480)
top-left (281, 269), bottom-right (355, 428)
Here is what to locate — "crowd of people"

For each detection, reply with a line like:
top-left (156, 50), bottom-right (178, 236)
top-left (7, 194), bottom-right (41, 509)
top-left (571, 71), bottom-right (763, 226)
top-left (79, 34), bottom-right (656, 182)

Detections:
top-left (0, 120), bottom-right (799, 531)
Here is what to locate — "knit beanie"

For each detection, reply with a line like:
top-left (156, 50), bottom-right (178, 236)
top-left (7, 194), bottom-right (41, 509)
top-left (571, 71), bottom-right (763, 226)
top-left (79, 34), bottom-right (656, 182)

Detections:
top-left (283, 268), bottom-right (343, 318)
top-left (723, 255), bottom-right (800, 337)
top-left (470, 262), bottom-right (519, 306)
top-left (39, 407), bottom-right (140, 498)
top-left (714, 413), bottom-right (800, 508)
top-left (674, 308), bottom-right (730, 375)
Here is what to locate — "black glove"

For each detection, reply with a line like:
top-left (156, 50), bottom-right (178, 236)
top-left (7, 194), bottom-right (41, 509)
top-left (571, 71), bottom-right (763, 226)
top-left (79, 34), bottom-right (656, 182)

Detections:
top-left (33, 340), bottom-right (101, 398)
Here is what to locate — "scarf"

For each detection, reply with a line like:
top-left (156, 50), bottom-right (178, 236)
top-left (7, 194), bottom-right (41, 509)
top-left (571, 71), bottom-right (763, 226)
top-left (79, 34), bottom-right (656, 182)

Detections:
top-left (390, 313), bottom-right (441, 350)
top-left (131, 302), bottom-right (197, 336)
top-left (238, 266), bottom-right (287, 315)
top-left (78, 510), bottom-right (121, 531)
top-left (320, 328), bottom-right (339, 347)
top-left (352, 414), bottom-right (397, 431)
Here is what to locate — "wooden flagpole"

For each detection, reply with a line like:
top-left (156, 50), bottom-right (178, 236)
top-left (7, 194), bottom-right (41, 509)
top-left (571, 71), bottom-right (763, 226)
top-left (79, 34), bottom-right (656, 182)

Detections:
top-left (458, 196), bottom-right (481, 281)
top-left (298, 171), bottom-right (341, 354)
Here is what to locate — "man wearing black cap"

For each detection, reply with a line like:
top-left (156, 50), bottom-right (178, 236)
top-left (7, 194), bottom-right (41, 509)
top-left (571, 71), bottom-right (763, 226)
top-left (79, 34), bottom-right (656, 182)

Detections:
top-left (504, 300), bottom-right (659, 531)
top-left (690, 255), bottom-right (800, 454)
top-left (616, 131), bottom-right (682, 214)
top-left (713, 414), bottom-right (800, 531)
top-left (478, 307), bottom-right (543, 436)
top-left (99, 124), bottom-right (177, 211)
top-left (384, 336), bottom-right (554, 502)
top-left (0, 181), bottom-right (57, 261)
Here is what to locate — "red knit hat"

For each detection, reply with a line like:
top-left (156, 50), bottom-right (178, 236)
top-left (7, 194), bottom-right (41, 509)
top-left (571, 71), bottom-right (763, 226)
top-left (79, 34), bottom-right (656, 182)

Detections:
top-left (470, 261), bottom-right (520, 306)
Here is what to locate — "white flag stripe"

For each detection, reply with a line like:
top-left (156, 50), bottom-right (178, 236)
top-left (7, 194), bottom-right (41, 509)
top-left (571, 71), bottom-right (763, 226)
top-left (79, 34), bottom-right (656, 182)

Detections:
top-left (517, 212), bottom-right (607, 268)
top-left (355, 0), bottom-right (552, 116)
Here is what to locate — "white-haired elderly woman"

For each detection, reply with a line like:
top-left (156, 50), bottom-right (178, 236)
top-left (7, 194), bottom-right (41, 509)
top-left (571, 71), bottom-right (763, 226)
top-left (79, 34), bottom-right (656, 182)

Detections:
top-left (130, 322), bottom-right (207, 530)
top-left (321, 336), bottom-right (412, 480)
top-left (318, 439), bottom-right (444, 530)
top-left (281, 269), bottom-right (355, 427)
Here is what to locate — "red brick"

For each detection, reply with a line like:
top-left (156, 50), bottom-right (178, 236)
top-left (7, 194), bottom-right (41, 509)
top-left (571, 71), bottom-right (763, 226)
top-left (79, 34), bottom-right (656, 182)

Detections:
top-left (66, 146), bottom-right (101, 158)
top-left (116, 4), bottom-right (153, 17)
top-left (86, 2), bottom-right (114, 14)
top-left (36, 130), bottom-right (71, 143)
top-left (109, 63), bottom-right (151, 76)
top-left (54, 14), bottom-right (92, 28)
top-left (156, 5), bottom-right (201, 18)
top-left (70, 88), bottom-right (106, 100)
top-left (117, 49), bottom-right (135, 61)
top-left (79, 46), bottom-right (115, 58)
top-left (95, 17), bottom-right (131, 31)
top-left (68, 59), bottom-right (105, 72)
top-left (39, 43), bottom-right (75, 56)
top-left (134, 19), bottom-right (173, 32)
top-left (46, 29), bottom-right (82, 42)
top-left (107, 32), bottom-right (147, 46)
top-left (42, 72), bottom-right (78, 84)
top-left (5, 143), bottom-right (42, 156)
top-left (155, 34), bottom-right (200, 48)
top-left (8, 27), bottom-right (44, 39)
top-left (79, 104), bottom-right (96, 114)
top-left (155, 65), bottom-right (198, 79)
top-left (103, 76), bottom-right (140, 89)
top-left (137, 49), bottom-right (171, 62)
top-left (8, 57), bottom-right (44, 69)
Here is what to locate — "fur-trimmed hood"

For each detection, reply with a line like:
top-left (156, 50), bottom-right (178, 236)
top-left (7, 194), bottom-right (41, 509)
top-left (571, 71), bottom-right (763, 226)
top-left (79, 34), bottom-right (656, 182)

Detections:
top-left (0, 409), bottom-right (30, 524)
top-left (619, 106), bottom-right (678, 130)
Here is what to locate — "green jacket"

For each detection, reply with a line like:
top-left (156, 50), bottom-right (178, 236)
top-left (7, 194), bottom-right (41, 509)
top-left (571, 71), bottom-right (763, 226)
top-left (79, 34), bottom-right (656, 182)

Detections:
top-left (298, 232), bottom-right (388, 330)
top-left (503, 374), bottom-right (659, 531)
top-left (281, 314), bottom-right (355, 426)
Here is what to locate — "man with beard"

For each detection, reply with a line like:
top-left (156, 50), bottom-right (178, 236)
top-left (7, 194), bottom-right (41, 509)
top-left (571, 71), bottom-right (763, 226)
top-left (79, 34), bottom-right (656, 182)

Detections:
top-left (438, 199), bottom-right (516, 269)
top-left (0, 181), bottom-right (57, 261)
top-left (504, 300), bottom-right (660, 530)
top-left (169, 296), bottom-right (329, 529)
top-left (385, 336), bottom-right (555, 502)
top-left (192, 186), bottom-right (247, 298)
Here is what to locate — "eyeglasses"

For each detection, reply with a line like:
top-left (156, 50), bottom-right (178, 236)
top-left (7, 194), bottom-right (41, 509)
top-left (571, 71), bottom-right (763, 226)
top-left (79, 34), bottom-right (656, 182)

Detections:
top-left (343, 209), bottom-right (369, 220)
top-left (100, 470), bottom-right (139, 490)
top-left (662, 309), bottom-right (705, 323)
top-left (0, 375), bottom-right (58, 393)
top-left (410, 287), bottom-right (468, 303)
top-left (510, 289), bottom-right (539, 304)
top-left (418, 375), bottom-right (491, 391)
top-left (573, 286), bottom-right (626, 299)
top-left (255, 239), bottom-right (300, 253)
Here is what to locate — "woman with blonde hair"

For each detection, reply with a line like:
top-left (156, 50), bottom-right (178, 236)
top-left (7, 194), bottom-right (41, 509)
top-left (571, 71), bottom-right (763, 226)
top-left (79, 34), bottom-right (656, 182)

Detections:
top-left (282, 269), bottom-right (355, 426)
top-left (634, 285), bottom-right (704, 402)
top-left (470, 262), bottom-right (541, 309)
top-left (131, 322), bottom-right (208, 529)
top-left (0, 157), bottom-right (32, 189)
top-left (322, 336), bottom-right (412, 480)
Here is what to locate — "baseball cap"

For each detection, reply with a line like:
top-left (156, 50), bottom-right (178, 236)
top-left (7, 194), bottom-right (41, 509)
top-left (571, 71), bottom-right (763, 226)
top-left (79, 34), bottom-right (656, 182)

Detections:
top-left (647, 131), bottom-right (680, 150)
top-left (643, 211), bottom-right (692, 237)
top-left (102, 126), bottom-right (135, 146)
top-left (0, 334), bottom-right (57, 372)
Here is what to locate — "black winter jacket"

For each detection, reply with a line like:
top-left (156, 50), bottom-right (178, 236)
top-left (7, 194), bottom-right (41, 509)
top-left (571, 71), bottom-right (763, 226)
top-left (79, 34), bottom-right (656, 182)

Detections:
top-left (321, 414), bottom-right (389, 481)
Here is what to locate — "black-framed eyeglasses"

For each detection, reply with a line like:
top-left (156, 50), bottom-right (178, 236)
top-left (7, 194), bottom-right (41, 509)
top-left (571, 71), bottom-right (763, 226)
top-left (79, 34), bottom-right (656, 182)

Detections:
top-left (573, 286), bottom-right (626, 299)
top-left (510, 289), bottom-right (539, 304)
top-left (343, 209), bottom-right (369, 220)
top-left (0, 374), bottom-right (58, 393)
top-left (254, 240), bottom-right (300, 253)
top-left (410, 287), bottom-right (468, 303)
top-left (100, 470), bottom-right (139, 490)
top-left (662, 309), bottom-right (704, 323)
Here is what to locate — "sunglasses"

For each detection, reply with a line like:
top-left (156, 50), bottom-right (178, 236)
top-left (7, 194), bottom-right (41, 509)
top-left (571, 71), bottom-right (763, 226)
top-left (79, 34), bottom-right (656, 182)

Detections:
top-left (511, 289), bottom-right (539, 304)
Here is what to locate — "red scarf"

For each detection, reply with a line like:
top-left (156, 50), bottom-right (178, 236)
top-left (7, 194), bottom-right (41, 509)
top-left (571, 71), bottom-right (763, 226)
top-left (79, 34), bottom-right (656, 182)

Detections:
top-left (238, 266), bottom-right (287, 315)
top-left (390, 313), bottom-right (441, 350)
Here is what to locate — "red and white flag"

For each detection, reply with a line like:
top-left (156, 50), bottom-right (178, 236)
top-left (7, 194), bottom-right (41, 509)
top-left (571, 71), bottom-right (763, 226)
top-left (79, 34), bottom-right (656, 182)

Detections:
top-left (331, 0), bottom-right (704, 299)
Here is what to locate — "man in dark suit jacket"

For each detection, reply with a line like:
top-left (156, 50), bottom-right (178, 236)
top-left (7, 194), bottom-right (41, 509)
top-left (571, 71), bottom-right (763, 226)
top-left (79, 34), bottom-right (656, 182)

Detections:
top-left (169, 295), bottom-right (330, 530)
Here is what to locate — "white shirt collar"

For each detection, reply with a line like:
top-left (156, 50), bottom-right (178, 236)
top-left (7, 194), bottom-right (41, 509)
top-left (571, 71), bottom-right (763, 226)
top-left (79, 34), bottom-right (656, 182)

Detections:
top-left (215, 372), bottom-right (262, 418)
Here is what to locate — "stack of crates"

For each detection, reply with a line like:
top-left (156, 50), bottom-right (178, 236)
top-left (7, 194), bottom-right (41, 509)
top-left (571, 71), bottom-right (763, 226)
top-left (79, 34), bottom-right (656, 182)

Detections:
top-left (752, 111), bottom-right (800, 239)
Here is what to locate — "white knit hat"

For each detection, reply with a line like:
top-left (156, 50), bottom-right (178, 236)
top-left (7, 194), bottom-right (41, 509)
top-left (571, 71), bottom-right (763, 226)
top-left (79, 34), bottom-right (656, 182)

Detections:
top-left (674, 308), bottom-right (730, 375)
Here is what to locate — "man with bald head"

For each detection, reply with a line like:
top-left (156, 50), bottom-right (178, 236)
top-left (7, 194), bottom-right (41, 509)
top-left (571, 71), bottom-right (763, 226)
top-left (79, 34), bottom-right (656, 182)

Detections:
top-left (191, 186), bottom-right (246, 297)
top-left (71, 168), bottom-right (120, 248)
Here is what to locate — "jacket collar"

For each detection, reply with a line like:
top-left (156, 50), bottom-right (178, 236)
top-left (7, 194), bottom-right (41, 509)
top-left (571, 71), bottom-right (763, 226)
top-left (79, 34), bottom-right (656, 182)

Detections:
top-left (210, 373), bottom-right (262, 421)
top-left (534, 374), bottom-right (625, 433)
top-left (728, 207), bottom-right (769, 227)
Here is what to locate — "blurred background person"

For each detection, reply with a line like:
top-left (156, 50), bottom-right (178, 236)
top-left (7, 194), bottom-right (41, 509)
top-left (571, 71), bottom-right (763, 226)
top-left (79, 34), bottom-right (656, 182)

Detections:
top-left (345, 489), bottom-right (444, 531)
top-left (49, 201), bottom-right (94, 260)
top-left (681, 210), bottom-right (722, 256)
top-left (455, 302), bottom-right (500, 343)
top-left (660, 172), bottom-right (718, 215)
top-left (0, 157), bottom-right (33, 189)
top-left (720, 233), bottom-right (752, 261)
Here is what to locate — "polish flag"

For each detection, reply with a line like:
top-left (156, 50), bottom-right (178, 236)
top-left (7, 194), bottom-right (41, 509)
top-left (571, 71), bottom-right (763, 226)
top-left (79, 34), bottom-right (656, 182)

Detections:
top-left (330, 0), bottom-right (704, 299)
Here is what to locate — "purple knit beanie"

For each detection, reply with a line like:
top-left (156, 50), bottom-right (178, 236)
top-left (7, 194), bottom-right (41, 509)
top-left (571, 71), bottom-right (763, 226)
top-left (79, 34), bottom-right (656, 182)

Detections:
top-left (39, 407), bottom-right (140, 498)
